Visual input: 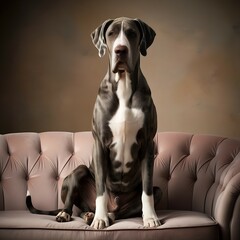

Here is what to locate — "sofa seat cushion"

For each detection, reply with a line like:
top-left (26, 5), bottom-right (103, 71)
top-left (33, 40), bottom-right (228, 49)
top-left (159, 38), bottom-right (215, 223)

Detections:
top-left (0, 210), bottom-right (219, 240)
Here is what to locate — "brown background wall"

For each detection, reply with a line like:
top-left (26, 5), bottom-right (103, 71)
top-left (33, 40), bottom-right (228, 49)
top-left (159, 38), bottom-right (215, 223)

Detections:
top-left (1, 0), bottom-right (239, 138)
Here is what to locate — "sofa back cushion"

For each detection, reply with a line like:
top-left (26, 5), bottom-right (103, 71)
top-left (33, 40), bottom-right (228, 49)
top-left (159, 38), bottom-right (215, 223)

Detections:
top-left (0, 132), bottom-right (93, 211)
top-left (153, 132), bottom-right (240, 218)
top-left (0, 131), bottom-right (239, 218)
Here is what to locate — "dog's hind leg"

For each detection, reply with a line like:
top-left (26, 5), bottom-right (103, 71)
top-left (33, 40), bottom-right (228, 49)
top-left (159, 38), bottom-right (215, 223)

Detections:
top-left (75, 170), bottom-right (98, 225)
top-left (56, 165), bottom-right (92, 222)
top-left (56, 181), bottom-right (73, 222)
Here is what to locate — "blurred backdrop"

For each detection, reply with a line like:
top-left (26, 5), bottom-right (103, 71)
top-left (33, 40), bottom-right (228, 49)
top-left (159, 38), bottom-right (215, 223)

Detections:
top-left (0, 0), bottom-right (239, 138)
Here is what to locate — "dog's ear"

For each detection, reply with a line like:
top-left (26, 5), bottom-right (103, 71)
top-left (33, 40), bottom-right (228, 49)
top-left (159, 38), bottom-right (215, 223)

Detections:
top-left (134, 19), bottom-right (156, 56)
top-left (91, 19), bottom-right (114, 57)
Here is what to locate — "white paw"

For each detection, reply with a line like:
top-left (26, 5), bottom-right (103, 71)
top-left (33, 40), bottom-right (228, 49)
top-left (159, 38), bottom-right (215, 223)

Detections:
top-left (90, 214), bottom-right (109, 229)
top-left (143, 216), bottom-right (161, 227)
top-left (91, 193), bottom-right (109, 229)
top-left (142, 192), bottom-right (161, 227)
top-left (56, 210), bottom-right (71, 222)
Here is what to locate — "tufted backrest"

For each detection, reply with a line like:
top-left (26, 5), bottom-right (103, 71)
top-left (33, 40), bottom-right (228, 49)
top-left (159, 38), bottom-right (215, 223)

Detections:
top-left (0, 132), bottom-right (93, 211)
top-left (153, 132), bottom-right (240, 219)
top-left (0, 132), bottom-right (239, 219)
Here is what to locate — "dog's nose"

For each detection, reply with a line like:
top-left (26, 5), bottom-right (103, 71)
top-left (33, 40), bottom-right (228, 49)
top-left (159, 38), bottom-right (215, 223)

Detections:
top-left (115, 45), bottom-right (128, 56)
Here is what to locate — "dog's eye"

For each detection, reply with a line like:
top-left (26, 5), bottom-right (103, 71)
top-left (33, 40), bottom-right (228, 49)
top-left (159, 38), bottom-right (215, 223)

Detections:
top-left (107, 31), bottom-right (115, 37)
top-left (126, 30), bottom-right (137, 38)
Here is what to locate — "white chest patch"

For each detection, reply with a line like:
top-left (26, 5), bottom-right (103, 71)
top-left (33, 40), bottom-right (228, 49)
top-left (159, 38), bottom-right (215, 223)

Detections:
top-left (109, 74), bottom-right (144, 174)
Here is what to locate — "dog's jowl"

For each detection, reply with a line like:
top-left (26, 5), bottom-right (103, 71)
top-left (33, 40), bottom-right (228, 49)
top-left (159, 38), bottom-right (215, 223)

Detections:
top-left (26, 17), bottom-right (161, 230)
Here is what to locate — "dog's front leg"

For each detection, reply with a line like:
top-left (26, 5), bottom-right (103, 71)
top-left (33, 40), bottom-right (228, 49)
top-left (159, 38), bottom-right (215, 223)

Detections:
top-left (141, 147), bottom-right (161, 227)
top-left (90, 139), bottom-right (109, 229)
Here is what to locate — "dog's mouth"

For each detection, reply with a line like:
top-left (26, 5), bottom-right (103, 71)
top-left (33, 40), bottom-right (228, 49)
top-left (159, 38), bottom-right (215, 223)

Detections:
top-left (113, 61), bottom-right (130, 74)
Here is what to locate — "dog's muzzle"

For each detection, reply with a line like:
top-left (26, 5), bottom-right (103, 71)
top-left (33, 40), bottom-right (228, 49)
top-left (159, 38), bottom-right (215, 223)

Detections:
top-left (112, 45), bottom-right (131, 74)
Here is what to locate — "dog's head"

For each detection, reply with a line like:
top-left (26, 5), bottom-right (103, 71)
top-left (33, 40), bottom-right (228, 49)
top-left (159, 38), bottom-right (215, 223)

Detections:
top-left (91, 17), bottom-right (156, 74)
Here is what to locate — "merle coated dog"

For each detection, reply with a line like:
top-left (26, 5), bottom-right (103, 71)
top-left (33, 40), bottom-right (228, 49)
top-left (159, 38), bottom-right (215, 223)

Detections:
top-left (26, 17), bottom-right (161, 229)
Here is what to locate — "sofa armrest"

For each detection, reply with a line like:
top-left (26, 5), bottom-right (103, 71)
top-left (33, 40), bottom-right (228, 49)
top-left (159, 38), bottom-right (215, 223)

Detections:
top-left (214, 156), bottom-right (240, 240)
top-left (154, 133), bottom-right (240, 240)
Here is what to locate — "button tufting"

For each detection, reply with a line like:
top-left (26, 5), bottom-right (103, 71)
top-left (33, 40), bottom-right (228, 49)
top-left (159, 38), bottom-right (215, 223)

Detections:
top-left (56, 176), bottom-right (60, 181)
top-left (185, 151), bottom-right (190, 157)
top-left (25, 176), bottom-right (29, 181)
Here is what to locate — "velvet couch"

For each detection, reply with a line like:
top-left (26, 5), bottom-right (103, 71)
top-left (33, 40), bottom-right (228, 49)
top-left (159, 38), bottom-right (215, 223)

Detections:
top-left (0, 131), bottom-right (239, 240)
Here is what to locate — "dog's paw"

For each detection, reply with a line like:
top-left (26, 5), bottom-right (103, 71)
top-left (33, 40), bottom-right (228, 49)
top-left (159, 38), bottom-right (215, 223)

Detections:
top-left (81, 212), bottom-right (95, 225)
top-left (143, 217), bottom-right (161, 228)
top-left (56, 210), bottom-right (71, 222)
top-left (90, 214), bottom-right (109, 229)
top-left (91, 218), bottom-right (108, 229)
top-left (142, 192), bottom-right (161, 227)
top-left (90, 213), bottom-right (115, 229)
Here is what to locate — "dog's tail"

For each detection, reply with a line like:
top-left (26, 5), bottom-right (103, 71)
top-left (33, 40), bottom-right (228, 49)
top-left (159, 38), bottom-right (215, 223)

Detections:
top-left (26, 191), bottom-right (60, 216)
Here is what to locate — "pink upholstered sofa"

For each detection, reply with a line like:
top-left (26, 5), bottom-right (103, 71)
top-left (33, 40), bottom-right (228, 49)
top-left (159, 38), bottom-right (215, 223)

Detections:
top-left (0, 131), bottom-right (239, 240)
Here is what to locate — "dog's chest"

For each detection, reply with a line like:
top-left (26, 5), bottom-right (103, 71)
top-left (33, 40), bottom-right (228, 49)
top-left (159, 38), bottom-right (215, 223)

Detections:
top-left (109, 78), bottom-right (144, 174)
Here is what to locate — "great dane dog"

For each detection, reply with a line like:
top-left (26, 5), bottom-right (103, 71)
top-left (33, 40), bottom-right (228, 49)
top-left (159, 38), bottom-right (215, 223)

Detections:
top-left (26, 17), bottom-right (161, 229)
